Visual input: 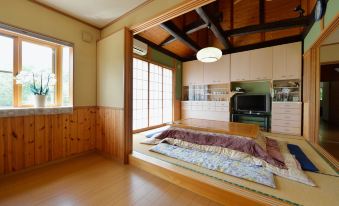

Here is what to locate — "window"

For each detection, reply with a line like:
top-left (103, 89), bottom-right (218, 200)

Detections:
top-left (0, 35), bottom-right (14, 107)
top-left (0, 30), bottom-right (73, 107)
top-left (133, 58), bottom-right (173, 131)
top-left (21, 41), bottom-right (56, 105)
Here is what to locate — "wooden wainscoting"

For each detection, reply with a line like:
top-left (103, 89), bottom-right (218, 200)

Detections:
top-left (95, 107), bottom-right (125, 162)
top-left (0, 107), bottom-right (97, 176)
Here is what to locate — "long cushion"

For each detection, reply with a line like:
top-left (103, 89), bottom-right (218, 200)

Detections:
top-left (287, 144), bottom-right (319, 172)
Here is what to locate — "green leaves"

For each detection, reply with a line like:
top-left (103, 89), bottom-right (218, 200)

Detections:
top-left (17, 71), bottom-right (56, 96)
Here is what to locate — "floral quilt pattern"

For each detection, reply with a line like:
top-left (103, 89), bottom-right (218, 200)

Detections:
top-left (150, 143), bottom-right (276, 188)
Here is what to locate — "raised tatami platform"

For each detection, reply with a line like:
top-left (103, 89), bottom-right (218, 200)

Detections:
top-left (132, 128), bottom-right (339, 206)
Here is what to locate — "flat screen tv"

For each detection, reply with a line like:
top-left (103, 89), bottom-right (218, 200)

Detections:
top-left (233, 93), bottom-right (271, 114)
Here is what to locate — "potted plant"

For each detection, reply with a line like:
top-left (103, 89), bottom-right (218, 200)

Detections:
top-left (15, 71), bottom-right (56, 107)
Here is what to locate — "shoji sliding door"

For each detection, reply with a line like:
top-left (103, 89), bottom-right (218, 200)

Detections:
top-left (133, 58), bottom-right (173, 131)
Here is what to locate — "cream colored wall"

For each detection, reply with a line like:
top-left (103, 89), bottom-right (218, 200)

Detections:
top-left (97, 29), bottom-right (125, 108)
top-left (101, 0), bottom-right (186, 38)
top-left (0, 0), bottom-right (100, 106)
top-left (320, 44), bottom-right (339, 63)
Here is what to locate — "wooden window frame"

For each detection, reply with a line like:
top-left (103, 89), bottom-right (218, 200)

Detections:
top-left (132, 56), bottom-right (175, 133)
top-left (0, 29), bottom-right (72, 107)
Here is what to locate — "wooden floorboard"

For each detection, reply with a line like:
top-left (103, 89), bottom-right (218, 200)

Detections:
top-left (0, 153), bottom-right (221, 206)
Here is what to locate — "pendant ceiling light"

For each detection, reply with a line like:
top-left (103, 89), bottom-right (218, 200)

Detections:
top-left (196, 23), bottom-right (222, 63)
top-left (196, 47), bottom-right (222, 63)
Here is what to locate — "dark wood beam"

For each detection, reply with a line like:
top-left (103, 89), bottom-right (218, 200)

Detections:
top-left (259, 0), bottom-right (265, 24)
top-left (225, 35), bottom-right (302, 54)
top-left (184, 35), bottom-right (302, 62)
top-left (160, 19), bottom-right (207, 46)
top-left (160, 21), bottom-right (200, 52)
top-left (225, 16), bottom-right (310, 37)
top-left (195, 7), bottom-right (231, 50)
top-left (134, 35), bottom-right (187, 62)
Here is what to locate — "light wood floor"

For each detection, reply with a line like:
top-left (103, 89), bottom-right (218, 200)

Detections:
top-left (0, 153), bottom-right (221, 206)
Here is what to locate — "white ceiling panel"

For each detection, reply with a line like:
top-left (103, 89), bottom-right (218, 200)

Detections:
top-left (35, 0), bottom-right (149, 28)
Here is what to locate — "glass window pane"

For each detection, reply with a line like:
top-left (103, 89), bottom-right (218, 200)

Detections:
top-left (0, 35), bottom-right (14, 72)
top-left (0, 72), bottom-right (13, 107)
top-left (62, 47), bottom-right (71, 105)
top-left (21, 41), bottom-right (55, 105)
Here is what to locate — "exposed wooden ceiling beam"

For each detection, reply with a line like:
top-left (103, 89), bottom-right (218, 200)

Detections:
top-left (225, 16), bottom-right (310, 37)
top-left (225, 35), bottom-right (302, 54)
top-left (259, 0), bottom-right (265, 24)
top-left (195, 7), bottom-right (231, 50)
top-left (160, 21), bottom-right (200, 52)
top-left (134, 35), bottom-right (187, 62)
top-left (160, 19), bottom-right (207, 46)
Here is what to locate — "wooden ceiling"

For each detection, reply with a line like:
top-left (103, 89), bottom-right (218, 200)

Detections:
top-left (136, 0), bottom-right (317, 61)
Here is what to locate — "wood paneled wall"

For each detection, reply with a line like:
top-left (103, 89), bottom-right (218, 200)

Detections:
top-left (95, 107), bottom-right (125, 162)
top-left (0, 107), bottom-right (97, 175)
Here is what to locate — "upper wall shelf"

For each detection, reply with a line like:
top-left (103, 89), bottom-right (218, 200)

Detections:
top-left (182, 42), bottom-right (302, 87)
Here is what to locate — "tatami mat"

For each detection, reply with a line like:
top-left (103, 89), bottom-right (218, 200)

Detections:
top-left (133, 128), bottom-right (339, 206)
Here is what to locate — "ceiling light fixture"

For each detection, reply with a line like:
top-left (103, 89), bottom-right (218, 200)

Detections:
top-left (196, 23), bottom-right (222, 63)
top-left (196, 47), bottom-right (222, 63)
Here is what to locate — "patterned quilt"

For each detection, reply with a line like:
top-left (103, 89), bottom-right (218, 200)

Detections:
top-left (150, 143), bottom-right (276, 188)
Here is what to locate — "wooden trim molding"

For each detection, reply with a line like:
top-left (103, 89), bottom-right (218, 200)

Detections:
top-left (124, 28), bottom-right (133, 163)
top-left (130, 0), bottom-right (216, 34)
top-left (303, 14), bottom-right (339, 171)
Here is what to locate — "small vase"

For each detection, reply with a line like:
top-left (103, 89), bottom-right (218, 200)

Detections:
top-left (34, 95), bottom-right (47, 108)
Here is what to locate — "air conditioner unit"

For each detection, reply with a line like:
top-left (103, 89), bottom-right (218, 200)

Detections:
top-left (133, 38), bottom-right (148, 56)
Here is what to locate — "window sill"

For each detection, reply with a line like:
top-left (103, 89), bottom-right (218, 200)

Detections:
top-left (0, 106), bottom-right (73, 117)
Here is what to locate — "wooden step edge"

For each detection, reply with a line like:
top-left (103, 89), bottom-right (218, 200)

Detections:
top-left (129, 152), bottom-right (297, 206)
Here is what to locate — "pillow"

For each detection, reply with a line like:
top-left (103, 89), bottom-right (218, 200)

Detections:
top-left (145, 131), bottom-right (161, 138)
top-left (265, 141), bottom-right (316, 186)
top-left (266, 137), bottom-right (285, 164)
top-left (144, 126), bottom-right (169, 138)
top-left (287, 144), bottom-right (319, 172)
top-left (140, 133), bottom-right (162, 145)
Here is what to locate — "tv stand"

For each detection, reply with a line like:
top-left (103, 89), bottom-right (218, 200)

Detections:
top-left (231, 113), bottom-right (270, 132)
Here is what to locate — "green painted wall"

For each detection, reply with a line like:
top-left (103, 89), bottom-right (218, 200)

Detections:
top-left (149, 48), bottom-right (182, 100)
top-left (304, 0), bottom-right (339, 51)
top-left (175, 61), bottom-right (183, 100)
top-left (150, 48), bottom-right (175, 68)
top-left (231, 81), bottom-right (271, 94)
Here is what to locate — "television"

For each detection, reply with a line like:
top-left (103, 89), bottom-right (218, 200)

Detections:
top-left (233, 93), bottom-right (271, 114)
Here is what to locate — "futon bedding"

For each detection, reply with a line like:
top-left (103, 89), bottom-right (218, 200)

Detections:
top-left (155, 127), bottom-right (286, 169)
top-left (146, 126), bottom-right (316, 187)
top-left (150, 143), bottom-right (276, 187)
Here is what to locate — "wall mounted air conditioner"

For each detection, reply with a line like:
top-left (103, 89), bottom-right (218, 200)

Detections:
top-left (133, 38), bottom-right (148, 56)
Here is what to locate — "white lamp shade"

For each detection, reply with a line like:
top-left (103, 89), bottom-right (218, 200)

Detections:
top-left (196, 47), bottom-right (222, 63)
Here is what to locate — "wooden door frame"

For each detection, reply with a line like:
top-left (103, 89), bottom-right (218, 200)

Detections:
top-left (303, 14), bottom-right (339, 170)
top-left (123, 0), bottom-right (217, 163)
